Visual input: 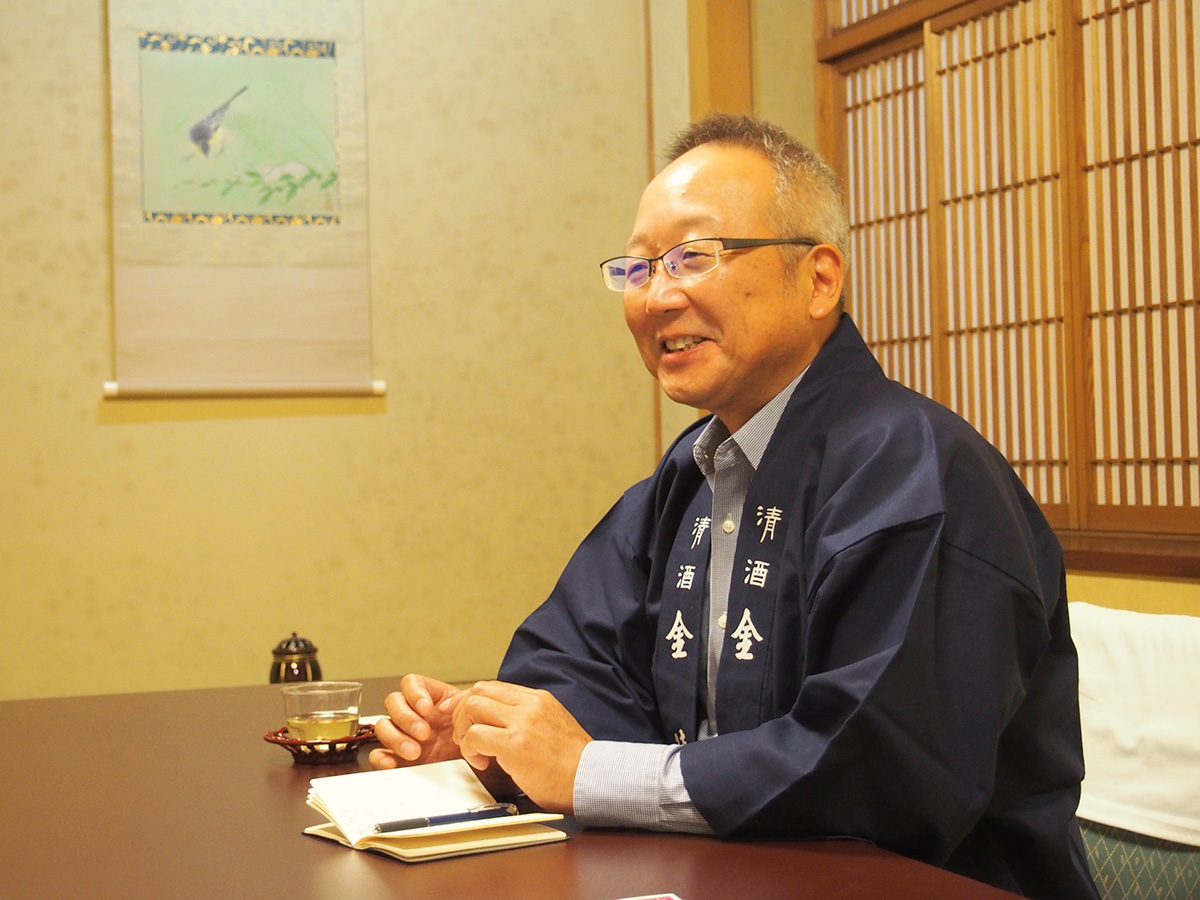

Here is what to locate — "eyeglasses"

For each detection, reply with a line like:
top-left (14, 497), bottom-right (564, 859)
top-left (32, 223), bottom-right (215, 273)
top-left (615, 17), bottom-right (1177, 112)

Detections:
top-left (599, 237), bottom-right (817, 291)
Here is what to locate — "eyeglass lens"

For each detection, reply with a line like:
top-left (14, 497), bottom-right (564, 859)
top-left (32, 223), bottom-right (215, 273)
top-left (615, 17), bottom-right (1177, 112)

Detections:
top-left (602, 239), bottom-right (723, 291)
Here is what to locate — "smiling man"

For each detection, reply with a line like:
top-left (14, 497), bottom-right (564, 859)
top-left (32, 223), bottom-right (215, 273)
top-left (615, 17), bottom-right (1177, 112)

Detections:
top-left (371, 115), bottom-right (1100, 900)
top-left (617, 139), bottom-right (841, 432)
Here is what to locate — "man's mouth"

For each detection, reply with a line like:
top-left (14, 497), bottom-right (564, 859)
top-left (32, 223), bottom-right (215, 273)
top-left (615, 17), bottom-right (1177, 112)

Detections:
top-left (663, 336), bottom-right (708, 353)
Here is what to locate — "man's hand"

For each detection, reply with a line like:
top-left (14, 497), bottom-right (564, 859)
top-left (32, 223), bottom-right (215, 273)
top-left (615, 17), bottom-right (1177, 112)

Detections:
top-left (451, 681), bottom-right (592, 813)
top-left (368, 674), bottom-right (464, 770)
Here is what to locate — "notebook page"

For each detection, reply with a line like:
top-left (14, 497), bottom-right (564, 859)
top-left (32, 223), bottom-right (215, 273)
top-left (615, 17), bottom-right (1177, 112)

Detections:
top-left (307, 759), bottom-right (496, 845)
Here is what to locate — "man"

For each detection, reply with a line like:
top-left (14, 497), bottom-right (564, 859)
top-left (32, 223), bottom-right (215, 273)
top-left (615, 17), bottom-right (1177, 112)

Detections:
top-left (371, 114), bottom-right (1100, 900)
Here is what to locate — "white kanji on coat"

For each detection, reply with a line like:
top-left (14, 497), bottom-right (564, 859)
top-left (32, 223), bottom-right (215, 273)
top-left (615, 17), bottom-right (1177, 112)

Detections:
top-left (676, 564), bottom-right (697, 590)
top-left (690, 516), bottom-right (711, 549)
top-left (730, 608), bottom-right (763, 660)
top-left (665, 609), bottom-right (694, 659)
top-left (756, 505), bottom-right (783, 542)
top-left (744, 558), bottom-right (770, 588)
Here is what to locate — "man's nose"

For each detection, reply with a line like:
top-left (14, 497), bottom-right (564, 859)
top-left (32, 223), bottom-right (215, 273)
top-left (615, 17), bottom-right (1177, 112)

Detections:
top-left (641, 269), bottom-right (688, 315)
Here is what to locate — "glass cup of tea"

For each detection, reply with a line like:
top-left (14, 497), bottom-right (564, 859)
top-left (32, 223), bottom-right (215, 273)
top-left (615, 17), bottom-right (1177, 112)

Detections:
top-left (281, 681), bottom-right (362, 742)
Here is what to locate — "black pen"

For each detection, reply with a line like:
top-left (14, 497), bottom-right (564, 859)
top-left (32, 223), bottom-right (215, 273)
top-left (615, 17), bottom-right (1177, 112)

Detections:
top-left (372, 802), bottom-right (518, 834)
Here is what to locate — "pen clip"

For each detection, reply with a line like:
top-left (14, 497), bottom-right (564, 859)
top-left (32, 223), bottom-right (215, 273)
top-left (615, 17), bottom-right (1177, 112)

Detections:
top-left (469, 802), bottom-right (518, 815)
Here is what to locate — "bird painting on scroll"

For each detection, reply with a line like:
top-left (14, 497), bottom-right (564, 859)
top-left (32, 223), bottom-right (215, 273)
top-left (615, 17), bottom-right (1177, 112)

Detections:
top-left (138, 34), bottom-right (340, 225)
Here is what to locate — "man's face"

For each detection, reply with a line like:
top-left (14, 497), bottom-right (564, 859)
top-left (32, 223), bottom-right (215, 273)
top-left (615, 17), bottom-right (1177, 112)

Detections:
top-left (622, 144), bottom-right (836, 433)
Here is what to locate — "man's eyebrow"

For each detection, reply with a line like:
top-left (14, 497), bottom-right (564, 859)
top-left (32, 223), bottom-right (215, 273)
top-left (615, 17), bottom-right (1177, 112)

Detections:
top-left (625, 217), bottom-right (720, 254)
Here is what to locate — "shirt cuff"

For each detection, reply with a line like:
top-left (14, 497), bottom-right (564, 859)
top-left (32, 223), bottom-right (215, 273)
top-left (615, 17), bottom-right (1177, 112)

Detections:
top-left (572, 740), bottom-right (713, 834)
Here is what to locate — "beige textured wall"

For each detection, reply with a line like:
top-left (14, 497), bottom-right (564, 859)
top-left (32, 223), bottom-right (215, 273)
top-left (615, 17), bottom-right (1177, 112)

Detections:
top-left (753, 0), bottom-right (817, 146)
top-left (0, 0), bottom-right (659, 700)
top-left (1066, 573), bottom-right (1199, 617)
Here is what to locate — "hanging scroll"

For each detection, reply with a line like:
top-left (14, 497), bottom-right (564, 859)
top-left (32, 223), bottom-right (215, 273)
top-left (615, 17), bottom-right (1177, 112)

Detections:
top-left (106, 0), bottom-right (381, 397)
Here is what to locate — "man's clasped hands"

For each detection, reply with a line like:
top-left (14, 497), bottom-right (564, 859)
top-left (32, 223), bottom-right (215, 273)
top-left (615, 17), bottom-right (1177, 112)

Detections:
top-left (368, 674), bottom-right (593, 814)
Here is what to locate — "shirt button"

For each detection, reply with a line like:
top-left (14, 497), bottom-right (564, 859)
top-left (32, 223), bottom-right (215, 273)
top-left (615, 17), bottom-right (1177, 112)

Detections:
top-left (718, 613), bottom-right (727, 630)
top-left (722, 518), bottom-right (735, 534)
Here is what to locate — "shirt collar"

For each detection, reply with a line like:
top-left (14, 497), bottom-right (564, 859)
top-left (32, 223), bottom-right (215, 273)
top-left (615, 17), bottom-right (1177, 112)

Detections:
top-left (692, 370), bottom-right (806, 474)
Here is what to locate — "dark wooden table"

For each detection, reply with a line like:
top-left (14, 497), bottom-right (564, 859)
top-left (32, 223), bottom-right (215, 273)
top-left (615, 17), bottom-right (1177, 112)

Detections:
top-left (0, 678), bottom-right (1022, 899)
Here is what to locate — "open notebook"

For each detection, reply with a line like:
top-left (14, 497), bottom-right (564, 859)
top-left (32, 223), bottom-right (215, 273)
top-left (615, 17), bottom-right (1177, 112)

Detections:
top-left (304, 759), bottom-right (567, 862)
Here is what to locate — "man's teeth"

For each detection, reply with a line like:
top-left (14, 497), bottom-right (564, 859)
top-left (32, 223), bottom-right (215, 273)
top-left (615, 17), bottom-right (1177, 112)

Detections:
top-left (665, 336), bottom-right (705, 352)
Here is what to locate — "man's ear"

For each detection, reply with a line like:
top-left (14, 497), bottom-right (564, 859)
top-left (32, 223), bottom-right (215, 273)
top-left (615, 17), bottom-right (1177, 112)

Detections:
top-left (807, 245), bottom-right (845, 320)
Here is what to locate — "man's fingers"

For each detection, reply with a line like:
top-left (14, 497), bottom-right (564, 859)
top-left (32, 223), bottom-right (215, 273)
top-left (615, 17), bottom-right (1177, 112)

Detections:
top-left (451, 689), bottom-right (534, 749)
top-left (461, 680), bottom-right (537, 705)
top-left (460, 745), bottom-right (495, 771)
top-left (374, 715), bottom-right (423, 761)
top-left (368, 748), bottom-right (401, 769)
top-left (458, 723), bottom-right (506, 764)
top-left (382, 691), bottom-right (432, 741)
top-left (400, 673), bottom-right (436, 717)
top-left (368, 675), bottom-right (469, 772)
top-left (447, 685), bottom-right (590, 813)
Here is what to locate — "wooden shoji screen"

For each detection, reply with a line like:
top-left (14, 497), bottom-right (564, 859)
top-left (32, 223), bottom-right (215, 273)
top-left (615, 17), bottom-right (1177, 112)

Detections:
top-left (817, 0), bottom-right (1200, 575)
top-left (845, 44), bottom-right (934, 398)
top-left (933, 0), bottom-right (1072, 522)
top-left (839, 0), bottom-right (923, 29)
top-left (1081, 0), bottom-right (1199, 530)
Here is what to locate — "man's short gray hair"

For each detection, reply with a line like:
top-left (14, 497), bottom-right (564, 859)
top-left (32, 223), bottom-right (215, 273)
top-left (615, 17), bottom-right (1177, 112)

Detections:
top-left (666, 114), bottom-right (851, 302)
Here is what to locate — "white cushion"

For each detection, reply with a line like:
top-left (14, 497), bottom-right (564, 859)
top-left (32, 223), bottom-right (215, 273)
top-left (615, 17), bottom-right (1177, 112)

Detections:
top-left (1071, 601), bottom-right (1200, 846)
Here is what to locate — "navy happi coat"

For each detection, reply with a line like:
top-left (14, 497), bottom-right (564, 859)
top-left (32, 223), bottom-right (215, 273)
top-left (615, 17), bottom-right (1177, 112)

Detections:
top-left (500, 316), bottom-right (1099, 900)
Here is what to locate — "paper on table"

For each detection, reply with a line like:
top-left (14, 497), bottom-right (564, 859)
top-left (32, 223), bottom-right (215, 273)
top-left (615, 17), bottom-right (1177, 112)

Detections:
top-left (306, 817), bottom-right (568, 862)
top-left (307, 759), bottom-right (496, 845)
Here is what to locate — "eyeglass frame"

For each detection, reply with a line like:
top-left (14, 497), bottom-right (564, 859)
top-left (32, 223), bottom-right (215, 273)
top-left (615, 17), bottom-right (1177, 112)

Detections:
top-left (599, 237), bottom-right (819, 292)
